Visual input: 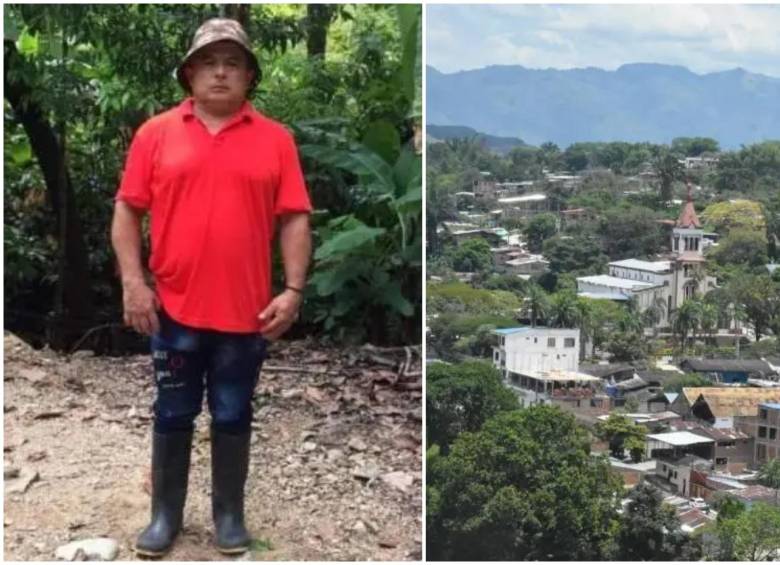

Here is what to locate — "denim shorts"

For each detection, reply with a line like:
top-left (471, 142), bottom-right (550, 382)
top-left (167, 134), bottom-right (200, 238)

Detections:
top-left (150, 310), bottom-right (267, 434)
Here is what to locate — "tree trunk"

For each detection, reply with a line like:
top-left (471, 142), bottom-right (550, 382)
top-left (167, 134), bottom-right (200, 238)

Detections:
top-left (306, 4), bottom-right (334, 58)
top-left (4, 40), bottom-right (94, 333)
top-left (222, 4), bottom-right (250, 27)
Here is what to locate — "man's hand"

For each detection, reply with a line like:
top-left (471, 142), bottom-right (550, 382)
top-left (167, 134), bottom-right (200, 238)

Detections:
top-left (258, 289), bottom-right (303, 340)
top-left (122, 278), bottom-right (160, 336)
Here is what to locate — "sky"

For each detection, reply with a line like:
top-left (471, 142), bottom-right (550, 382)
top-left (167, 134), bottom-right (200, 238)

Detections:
top-left (427, 4), bottom-right (780, 78)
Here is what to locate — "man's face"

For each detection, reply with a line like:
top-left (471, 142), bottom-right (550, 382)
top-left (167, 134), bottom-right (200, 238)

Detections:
top-left (184, 40), bottom-right (254, 105)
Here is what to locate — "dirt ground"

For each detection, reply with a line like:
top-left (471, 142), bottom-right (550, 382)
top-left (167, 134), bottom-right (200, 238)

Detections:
top-left (3, 333), bottom-right (422, 561)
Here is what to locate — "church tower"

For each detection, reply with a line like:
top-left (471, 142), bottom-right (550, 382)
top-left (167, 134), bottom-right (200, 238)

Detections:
top-left (671, 183), bottom-right (707, 310)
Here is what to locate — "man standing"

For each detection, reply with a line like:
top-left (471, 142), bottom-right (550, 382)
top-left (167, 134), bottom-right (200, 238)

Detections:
top-left (111, 19), bottom-right (312, 556)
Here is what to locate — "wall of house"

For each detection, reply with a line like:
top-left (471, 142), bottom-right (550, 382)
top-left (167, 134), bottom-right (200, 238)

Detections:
top-left (713, 438), bottom-right (754, 473)
top-left (500, 329), bottom-right (579, 375)
top-left (755, 406), bottom-right (780, 464)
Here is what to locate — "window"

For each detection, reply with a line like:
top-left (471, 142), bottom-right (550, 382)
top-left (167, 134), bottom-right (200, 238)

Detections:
top-left (760, 408), bottom-right (768, 420)
top-left (547, 337), bottom-right (556, 348)
top-left (564, 338), bottom-right (575, 348)
top-left (759, 426), bottom-right (767, 438)
top-left (718, 441), bottom-right (736, 448)
top-left (662, 464), bottom-right (667, 472)
top-left (534, 337), bottom-right (538, 344)
top-left (673, 471), bottom-right (678, 479)
top-left (771, 428), bottom-right (777, 440)
top-left (716, 457), bottom-right (728, 465)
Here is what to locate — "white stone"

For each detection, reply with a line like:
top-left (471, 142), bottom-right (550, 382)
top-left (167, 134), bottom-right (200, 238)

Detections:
top-left (55, 538), bottom-right (118, 561)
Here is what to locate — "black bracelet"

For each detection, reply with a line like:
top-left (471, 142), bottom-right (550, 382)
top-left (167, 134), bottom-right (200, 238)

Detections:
top-left (285, 285), bottom-right (304, 295)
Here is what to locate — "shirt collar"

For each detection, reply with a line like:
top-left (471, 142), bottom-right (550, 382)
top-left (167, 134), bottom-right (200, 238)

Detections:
top-left (178, 97), bottom-right (254, 124)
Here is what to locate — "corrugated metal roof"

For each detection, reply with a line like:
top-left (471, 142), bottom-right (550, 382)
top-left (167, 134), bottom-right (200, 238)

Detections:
top-left (681, 358), bottom-right (773, 374)
top-left (609, 259), bottom-right (672, 273)
top-left (646, 431), bottom-right (714, 446)
top-left (578, 275), bottom-right (655, 291)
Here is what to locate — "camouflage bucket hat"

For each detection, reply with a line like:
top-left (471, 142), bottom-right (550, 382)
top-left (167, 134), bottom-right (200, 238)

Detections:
top-left (175, 18), bottom-right (261, 93)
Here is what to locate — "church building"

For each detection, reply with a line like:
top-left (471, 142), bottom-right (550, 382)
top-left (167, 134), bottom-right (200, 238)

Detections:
top-left (576, 187), bottom-right (717, 327)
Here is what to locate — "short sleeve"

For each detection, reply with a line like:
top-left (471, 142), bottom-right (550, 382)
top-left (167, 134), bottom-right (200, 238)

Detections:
top-left (274, 130), bottom-right (312, 216)
top-left (116, 122), bottom-right (156, 210)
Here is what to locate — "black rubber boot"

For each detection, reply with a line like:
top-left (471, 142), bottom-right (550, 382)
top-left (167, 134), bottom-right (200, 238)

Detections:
top-left (211, 428), bottom-right (252, 554)
top-left (135, 430), bottom-right (193, 557)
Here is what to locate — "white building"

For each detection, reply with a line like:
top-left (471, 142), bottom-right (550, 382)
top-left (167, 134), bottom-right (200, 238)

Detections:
top-left (492, 327), bottom-right (600, 406)
top-left (576, 189), bottom-right (717, 327)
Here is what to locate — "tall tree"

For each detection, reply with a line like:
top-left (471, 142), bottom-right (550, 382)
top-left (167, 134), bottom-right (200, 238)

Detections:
top-left (428, 406), bottom-right (622, 561)
top-left (427, 361), bottom-right (518, 454)
top-left (614, 483), bottom-right (702, 560)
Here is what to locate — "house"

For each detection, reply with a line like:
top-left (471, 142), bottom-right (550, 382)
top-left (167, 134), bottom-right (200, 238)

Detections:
top-left (679, 358), bottom-right (775, 384)
top-left (492, 327), bottom-right (601, 407)
top-left (495, 194), bottom-right (550, 219)
top-left (646, 431), bottom-right (715, 463)
top-left (654, 453), bottom-right (713, 497)
top-left (504, 254), bottom-right (549, 275)
top-left (647, 391), bottom-right (679, 413)
top-left (674, 387), bottom-right (780, 428)
top-left (755, 402), bottom-right (780, 464)
top-left (676, 424), bottom-right (754, 473)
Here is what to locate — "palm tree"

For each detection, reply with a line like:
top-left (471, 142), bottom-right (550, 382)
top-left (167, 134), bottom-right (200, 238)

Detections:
top-left (524, 284), bottom-right (549, 328)
top-left (699, 302), bottom-right (718, 347)
top-left (574, 298), bottom-right (595, 361)
top-left (643, 295), bottom-right (668, 337)
top-left (758, 458), bottom-right (780, 506)
top-left (672, 300), bottom-right (701, 354)
top-left (549, 290), bottom-right (579, 328)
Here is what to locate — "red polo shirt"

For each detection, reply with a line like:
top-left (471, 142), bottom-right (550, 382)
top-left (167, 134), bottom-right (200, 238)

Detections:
top-left (116, 98), bottom-right (312, 333)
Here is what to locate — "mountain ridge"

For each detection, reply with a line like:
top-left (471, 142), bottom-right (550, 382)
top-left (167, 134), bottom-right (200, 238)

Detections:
top-left (426, 63), bottom-right (780, 148)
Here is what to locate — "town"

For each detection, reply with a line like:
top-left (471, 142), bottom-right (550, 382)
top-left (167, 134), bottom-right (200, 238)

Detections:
top-left (426, 136), bottom-right (780, 560)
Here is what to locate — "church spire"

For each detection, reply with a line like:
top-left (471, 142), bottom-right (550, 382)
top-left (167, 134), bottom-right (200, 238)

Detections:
top-left (676, 181), bottom-right (701, 229)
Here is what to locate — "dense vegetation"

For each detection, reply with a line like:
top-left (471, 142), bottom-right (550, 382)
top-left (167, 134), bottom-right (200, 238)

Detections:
top-left (4, 4), bottom-right (421, 350)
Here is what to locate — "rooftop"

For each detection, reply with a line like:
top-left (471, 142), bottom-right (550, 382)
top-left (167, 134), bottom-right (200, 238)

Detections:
top-left (609, 259), bottom-right (672, 273)
top-left (497, 194), bottom-right (547, 204)
top-left (681, 358), bottom-right (774, 374)
top-left (676, 186), bottom-right (702, 229)
top-left (578, 275), bottom-right (655, 291)
top-left (760, 402), bottom-right (780, 410)
top-left (646, 431), bottom-right (714, 447)
top-left (683, 387), bottom-right (780, 418)
top-left (578, 291), bottom-right (630, 301)
top-left (526, 369), bottom-right (600, 383)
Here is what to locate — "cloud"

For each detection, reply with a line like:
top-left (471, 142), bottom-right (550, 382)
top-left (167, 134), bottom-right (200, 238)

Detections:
top-left (427, 4), bottom-right (780, 77)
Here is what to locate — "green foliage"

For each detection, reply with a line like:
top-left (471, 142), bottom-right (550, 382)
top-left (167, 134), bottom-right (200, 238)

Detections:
top-left (709, 503), bottom-right (780, 561)
top-left (595, 413), bottom-right (646, 459)
top-left (709, 228), bottom-right (769, 268)
top-left (523, 212), bottom-right (558, 253)
top-left (757, 458), bottom-right (780, 498)
top-left (671, 136), bottom-right (719, 157)
top-left (427, 282), bottom-right (521, 317)
top-left (426, 361), bottom-right (518, 453)
top-left (614, 483), bottom-right (702, 560)
top-left (701, 199), bottom-right (766, 234)
top-left (662, 373), bottom-right (713, 393)
top-left (427, 406), bottom-right (622, 560)
top-left (599, 205), bottom-right (665, 260)
top-left (449, 238), bottom-right (493, 273)
top-left (543, 235), bottom-right (607, 276)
